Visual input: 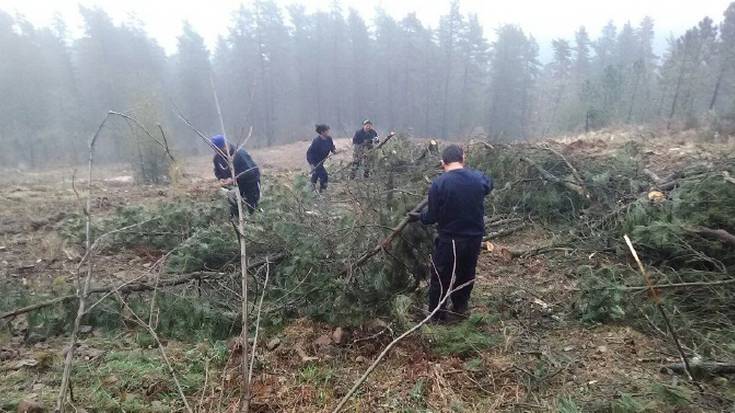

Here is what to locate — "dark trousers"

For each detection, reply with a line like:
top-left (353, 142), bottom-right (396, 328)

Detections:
top-left (311, 165), bottom-right (328, 191)
top-left (350, 144), bottom-right (371, 179)
top-left (229, 179), bottom-right (260, 216)
top-left (428, 236), bottom-right (482, 317)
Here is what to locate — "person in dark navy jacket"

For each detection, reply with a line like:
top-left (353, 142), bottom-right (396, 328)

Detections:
top-left (410, 144), bottom-right (493, 321)
top-left (211, 134), bottom-right (260, 215)
top-left (306, 124), bottom-right (337, 192)
top-left (351, 119), bottom-right (378, 179)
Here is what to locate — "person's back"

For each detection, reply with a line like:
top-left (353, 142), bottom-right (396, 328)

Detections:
top-left (415, 144), bottom-right (492, 321)
top-left (210, 135), bottom-right (261, 215)
top-left (422, 168), bottom-right (492, 239)
top-left (214, 146), bottom-right (259, 182)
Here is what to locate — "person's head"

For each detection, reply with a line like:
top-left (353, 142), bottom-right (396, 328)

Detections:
top-left (316, 124), bottom-right (330, 137)
top-left (441, 144), bottom-right (464, 170)
top-left (362, 119), bottom-right (373, 132)
top-left (211, 134), bottom-right (227, 150)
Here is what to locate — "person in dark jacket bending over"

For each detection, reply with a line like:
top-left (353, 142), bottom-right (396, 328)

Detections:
top-left (306, 124), bottom-right (337, 192)
top-left (211, 134), bottom-right (261, 215)
top-left (350, 119), bottom-right (378, 179)
top-left (410, 144), bottom-right (493, 321)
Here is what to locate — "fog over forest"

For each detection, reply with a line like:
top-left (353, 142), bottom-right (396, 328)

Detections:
top-left (1, 1), bottom-right (735, 169)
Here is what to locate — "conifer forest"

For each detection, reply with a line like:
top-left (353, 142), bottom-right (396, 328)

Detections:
top-left (1, 1), bottom-right (735, 412)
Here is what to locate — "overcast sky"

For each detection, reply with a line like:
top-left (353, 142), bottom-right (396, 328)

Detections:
top-left (1, 0), bottom-right (732, 57)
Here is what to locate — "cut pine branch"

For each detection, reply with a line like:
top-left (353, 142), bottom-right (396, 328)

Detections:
top-left (344, 198), bottom-right (428, 283)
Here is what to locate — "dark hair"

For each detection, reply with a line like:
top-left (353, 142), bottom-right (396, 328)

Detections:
top-left (441, 144), bottom-right (464, 164)
top-left (316, 124), bottom-right (330, 134)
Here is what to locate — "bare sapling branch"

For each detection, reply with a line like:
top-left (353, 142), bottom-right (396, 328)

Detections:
top-left (248, 259), bottom-right (270, 384)
top-left (56, 112), bottom-right (112, 413)
top-left (111, 290), bottom-right (193, 413)
top-left (208, 73), bottom-right (254, 413)
top-left (332, 240), bottom-right (469, 413)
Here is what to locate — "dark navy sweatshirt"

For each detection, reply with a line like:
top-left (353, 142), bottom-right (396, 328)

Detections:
top-left (213, 146), bottom-right (260, 183)
top-left (420, 168), bottom-right (493, 239)
top-left (306, 135), bottom-right (336, 166)
top-left (353, 128), bottom-right (378, 146)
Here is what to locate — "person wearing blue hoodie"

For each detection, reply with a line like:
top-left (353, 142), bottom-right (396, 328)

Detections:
top-left (211, 134), bottom-right (260, 215)
top-left (410, 144), bottom-right (493, 321)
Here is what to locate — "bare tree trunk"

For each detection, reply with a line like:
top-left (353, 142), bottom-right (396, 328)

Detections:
top-left (667, 60), bottom-right (688, 129)
top-left (626, 69), bottom-right (642, 123)
top-left (709, 67), bottom-right (725, 110)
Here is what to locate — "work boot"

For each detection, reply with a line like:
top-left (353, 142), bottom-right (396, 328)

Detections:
top-left (448, 304), bottom-right (469, 322)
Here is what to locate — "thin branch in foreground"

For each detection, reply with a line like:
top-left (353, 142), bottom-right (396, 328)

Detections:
top-left (248, 259), bottom-right (270, 384)
top-left (623, 235), bottom-right (700, 389)
top-left (111, 290), bottom-right (193, 413)
top-left (332, 240), bottom-right (469, 413)
top-left (56, 112), bottom-right (112, 413)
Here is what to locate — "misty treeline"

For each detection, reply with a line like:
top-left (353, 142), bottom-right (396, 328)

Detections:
top-left (1, 1), bottom-right (735, 169)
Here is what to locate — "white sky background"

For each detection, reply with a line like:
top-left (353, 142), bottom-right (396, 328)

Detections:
top-left (0, 0), bottom-right (732, 59)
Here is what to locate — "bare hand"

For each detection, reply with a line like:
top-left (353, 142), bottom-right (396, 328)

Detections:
top-left (220, 178), bottom-right (234, 186)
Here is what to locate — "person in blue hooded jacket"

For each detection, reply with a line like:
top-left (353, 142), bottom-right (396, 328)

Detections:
top-left (211, 134), bottom-right (260, 214)
top-left (306, 124), bottom-right (337, 192)
top-left (410, 144), bottom-right (493, 321)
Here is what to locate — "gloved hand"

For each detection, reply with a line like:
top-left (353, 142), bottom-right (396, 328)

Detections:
top-left (372, 136), bottom-right (380, 145)
top-left (407, 211), bottom-right (421, 223)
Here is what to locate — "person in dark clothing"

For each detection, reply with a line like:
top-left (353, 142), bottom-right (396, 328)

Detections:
top-left (211, 134), bottom-right (261, 215)
top-left (350, 119), bottom-right (378, 179)
top-left (410, 144), bottom-right (493, 321)
top-left (306, 124), bottom-right (337, 192)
